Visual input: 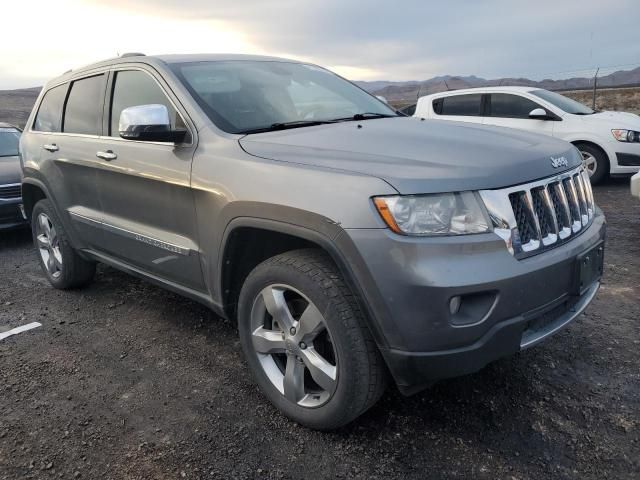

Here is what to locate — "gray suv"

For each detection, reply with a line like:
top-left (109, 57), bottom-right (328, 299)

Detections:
top-left (20, 54), bottom-right (605, 429)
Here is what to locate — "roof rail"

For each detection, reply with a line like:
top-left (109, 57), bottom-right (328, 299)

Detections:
top-left (120, 52), bottom-right (146, 58)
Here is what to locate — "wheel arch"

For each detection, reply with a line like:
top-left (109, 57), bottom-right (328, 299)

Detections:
top-left (570, 139), bottom-right (611, 165)
top-left (217, 216), bottom-right (391, 352)
top-left (21, 178), bottom-right (50, 220)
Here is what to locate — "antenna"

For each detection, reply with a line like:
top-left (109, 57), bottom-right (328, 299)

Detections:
top-left (443, 79), bottom-right (450, 91)
top-left (416, 82), bottom-right (423, 101)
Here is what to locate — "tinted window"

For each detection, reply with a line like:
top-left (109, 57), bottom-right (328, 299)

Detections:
top-left (171, 61), bottom-right (396, 134)
top-left (0, 128), bottom-right (20, 157)
top-left (110, 70), bottom-right (179, 136)
top-left (33, 84), bottom-right (67, 132)
top-left (401, 104), bottom-right (416, 116)
top-left (438, 94), bottom-right (483, 116)
top-left (63, 75), bottom-right (105, 135)
top-left (531, 89), bottom-right (594, 115)
top-left (488, 93), bottom-right (541, 118)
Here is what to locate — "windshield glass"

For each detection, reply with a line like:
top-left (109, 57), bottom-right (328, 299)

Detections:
top-left (0, 128), bottom-right (20, 157)
top-left (531, 89), bottom-right (594, 115)
top-left (171, 61), bottom-right (396, 134)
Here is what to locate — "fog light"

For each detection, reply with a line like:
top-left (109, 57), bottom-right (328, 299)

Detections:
top-left (19, 204), bottom-right (27, 220)
top-left (449, 296), bottom-right (462, 315)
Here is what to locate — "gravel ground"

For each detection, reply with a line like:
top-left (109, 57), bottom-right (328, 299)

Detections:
top-left (1, 178), bottom-right (638, 480)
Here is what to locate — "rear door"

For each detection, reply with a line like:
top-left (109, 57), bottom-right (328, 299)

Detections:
top-left (432, 93), bottom-right (485, 125)
top-left (483, 93), bottom-right (555, 136)
top-left (91, 67), bottom-right (205, 291)
top-left (30, 75), bottom-right (106, 249)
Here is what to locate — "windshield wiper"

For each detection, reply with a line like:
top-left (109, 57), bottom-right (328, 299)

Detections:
top-left (352, 112), bottom-right (398, 120)
top-left (329, 112), bottom-right (399, 122)
top-left (240, 120), bottom-right (338, 134)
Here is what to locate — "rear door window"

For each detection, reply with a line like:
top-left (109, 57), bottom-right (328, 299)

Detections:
top-left (33, 84), bottom-right (67, 132)
top-left (62, 74), bottom-right (106, 135)
top-left (436, 94), bottom-right (483, 116)
top-left (487, 93), bottom-right (542, 119)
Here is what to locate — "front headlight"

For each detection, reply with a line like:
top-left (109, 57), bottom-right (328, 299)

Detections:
top-left (373, 192), bottom-right (491, 236)
top-left (611, 129), bottom-right (640, 142)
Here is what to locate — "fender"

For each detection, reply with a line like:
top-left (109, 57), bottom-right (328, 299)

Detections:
top-left (215, 207), bottom-right (393, 351)
top-left (561, 134), bottom-right (614, 165)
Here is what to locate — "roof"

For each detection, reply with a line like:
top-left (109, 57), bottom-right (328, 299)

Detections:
top-left (420, 86), bottom-right (539, 98)
top-left (46, 53), bottom-right (304, 87)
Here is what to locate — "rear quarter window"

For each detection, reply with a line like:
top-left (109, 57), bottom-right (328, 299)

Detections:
top-left (33, 84), bottom-right (68, 132)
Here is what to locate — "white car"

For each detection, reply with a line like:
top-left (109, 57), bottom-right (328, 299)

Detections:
top-left (632, 172), bottom-right (640, 198)
top-left (414, 87), bottom-right (640, 183)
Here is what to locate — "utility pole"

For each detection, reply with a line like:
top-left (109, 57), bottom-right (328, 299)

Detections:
top-left (592, 67), bottom-right (599, 110)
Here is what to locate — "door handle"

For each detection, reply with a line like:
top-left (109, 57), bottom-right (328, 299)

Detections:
top-left (96, 150), bottom-right (117, 161)
top-left (43, 144), bottom-right (59, 152)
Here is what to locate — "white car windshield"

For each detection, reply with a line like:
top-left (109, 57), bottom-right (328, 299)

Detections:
top-left (171, 60), bottom-right (397, 134)
top-left (531, 89), bottom-right (595, 115)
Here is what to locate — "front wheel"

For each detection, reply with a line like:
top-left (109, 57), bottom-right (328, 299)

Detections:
top-left (577, 143), bottom-right (609, 185)
top-left (237, 249), bottom-right (387, 430)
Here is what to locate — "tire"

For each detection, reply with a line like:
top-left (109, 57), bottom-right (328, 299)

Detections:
top-left (237, 248), bottom-right (387, 430)
top-left (31, 199), bottom-right (96, 289)
top-left (576, 143), bottom-right (609, 185)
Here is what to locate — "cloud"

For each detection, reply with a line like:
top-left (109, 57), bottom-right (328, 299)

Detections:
top-left (1, 0), bottom-right (639, 89)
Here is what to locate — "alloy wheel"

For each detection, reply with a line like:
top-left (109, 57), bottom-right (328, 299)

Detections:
top-left (36, 213), bottom-right (63, 279)
top-left (581, 150), bottom-right (597, 177)
top-left (250, 284), bottom-right (338, 408)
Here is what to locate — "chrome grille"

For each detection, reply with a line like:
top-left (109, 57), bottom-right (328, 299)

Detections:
top-left (480, 166), bottom-right (595, 259)
top-left (0, 183), bottom-right (21, 200)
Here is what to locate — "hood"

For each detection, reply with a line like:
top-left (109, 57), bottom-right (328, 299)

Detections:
top-left (584, 111), bottom-right (640, 129)
top-left (240, 117), bottom-right (582, 194)
top-left (0, 156), bottom-right (22, 185)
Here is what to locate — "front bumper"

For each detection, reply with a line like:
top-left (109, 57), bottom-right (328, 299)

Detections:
top-left (0, 198), bottom-right (28, 230)
top-left (607, 140), bottom-right (640, 174)
top-left (342, 209), bottom-right (606, 394)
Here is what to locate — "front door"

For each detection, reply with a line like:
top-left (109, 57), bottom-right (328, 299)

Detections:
top-left (92, 67), bottom-right (205, 292)
top-left (482, 93), bottom-right (555, 136)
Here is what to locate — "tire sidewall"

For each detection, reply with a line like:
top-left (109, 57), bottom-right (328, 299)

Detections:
top-left (238, 259), bottom-right (369, 429)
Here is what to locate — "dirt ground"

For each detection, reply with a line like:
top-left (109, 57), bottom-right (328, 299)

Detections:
top-left (0, 178), bottom-right (638, 480)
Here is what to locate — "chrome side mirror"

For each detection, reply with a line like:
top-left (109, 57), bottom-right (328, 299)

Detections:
top-left (119, 104), bottom-right (185, 142)
top-left (529, 108), bottom-right (549, 120)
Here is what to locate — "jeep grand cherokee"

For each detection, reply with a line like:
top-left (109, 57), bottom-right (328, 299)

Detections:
top-left (20, 54), bottom-right (605, 429)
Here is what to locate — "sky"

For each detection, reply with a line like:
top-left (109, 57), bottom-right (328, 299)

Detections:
top-left (1, 0), bottom-right (639, 89)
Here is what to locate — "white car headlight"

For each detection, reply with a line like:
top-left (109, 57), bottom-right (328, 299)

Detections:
top-left (611, 129), bottom-right (640, 142)
top-left (373, 192), bottom-right (491, 236)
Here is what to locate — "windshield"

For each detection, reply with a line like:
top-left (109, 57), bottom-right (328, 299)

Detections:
top-left (0, 128), bottom-right (20, 157)
top-left (171, 60), bottom-right (396, 134)
top-left (531, 89), bottom-right (594, 115)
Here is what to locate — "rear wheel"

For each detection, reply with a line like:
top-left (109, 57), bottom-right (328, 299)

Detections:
top-left (576, 143), bottom-right (609, 185)
top-left (237, 249), bottom-right (387, 430)
top-left (31, 199), bottom-right (96, 289)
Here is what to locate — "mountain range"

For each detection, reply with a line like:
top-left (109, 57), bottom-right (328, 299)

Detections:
top-left (356, 67), bottom-right (640, 103)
